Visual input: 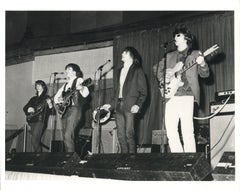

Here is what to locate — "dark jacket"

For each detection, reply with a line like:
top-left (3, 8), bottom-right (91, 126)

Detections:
top-left (23, 93), bottom-right (52, 123)
top-left (110, 63), bottom-right (147, 112)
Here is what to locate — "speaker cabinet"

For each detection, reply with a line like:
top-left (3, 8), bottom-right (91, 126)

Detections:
top-left (210, 102), bottom-right (235, 169)
top-left (91, 120), bottom-right (119, 154)
top-left (6, 152), bottom-right (80, 175)
top-left (75, 153), bottom-right (211, 181)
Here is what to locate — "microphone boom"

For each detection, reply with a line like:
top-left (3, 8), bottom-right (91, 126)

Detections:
top-left (97, 59), bottom-right (111, 71)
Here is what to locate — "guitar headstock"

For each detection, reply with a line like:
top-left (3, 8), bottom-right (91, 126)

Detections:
top-left (203, 44), bottom-right (220, 57)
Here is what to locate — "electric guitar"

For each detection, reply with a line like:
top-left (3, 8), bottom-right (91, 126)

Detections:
top-left (159, 44), bottom-right (219, 99)
top-left (55, 78), bottom-right (92, 118)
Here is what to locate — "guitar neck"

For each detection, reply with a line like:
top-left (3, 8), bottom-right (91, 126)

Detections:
top-left (179, 45), bottom-right (219, 74)
top-left (180, 53), bottom-right (208, 74)
top-left (180, 58), bottom-right (198, 74)
top-left (64, 89), bottom-right (77, 100)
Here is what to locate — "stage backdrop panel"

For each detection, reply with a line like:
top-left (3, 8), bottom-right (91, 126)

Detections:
top-left (6, 61), bottom-right (35, 129)
top-left (33, 46), bottom-right (113, 84)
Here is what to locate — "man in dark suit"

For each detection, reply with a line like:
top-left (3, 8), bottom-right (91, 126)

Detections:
top-left (103, 46), bottom-right (147, 153)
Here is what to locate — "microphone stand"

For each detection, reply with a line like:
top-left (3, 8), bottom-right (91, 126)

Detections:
top-left (158, 42), bottom-right (170, 153)
top-left (96, 68), bottom-right (103, 154)
top-left (161, 44), bottom-right (167, 153)
top-left (49, 73), bottom-right (57, 152)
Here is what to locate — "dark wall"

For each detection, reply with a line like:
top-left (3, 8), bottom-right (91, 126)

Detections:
top-left (6, 12), bottom-right (28, 45)
top-left (6, 11), bottom-right (177, 46)
top-left (6, 11), bottom-right (124, 46)
top-left (6, 11), bottom-right (218, 66)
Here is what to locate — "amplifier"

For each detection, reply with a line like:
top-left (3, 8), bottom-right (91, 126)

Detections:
top-left (210, 102), bottom-right (234, 114)
top-left (91, 121), bottom-right (119, 154)
top-left (215, 90), bottom-right (234, 101)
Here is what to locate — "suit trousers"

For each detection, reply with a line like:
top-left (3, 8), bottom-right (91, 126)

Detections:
top-left (29, 121), bottom-right (44, 152)
top-left (115, 100), bottom-right (136, 153)
top-left (165, 96), bottom-right (196, 153)
top-left (61, 106), bottom-right (82, 152)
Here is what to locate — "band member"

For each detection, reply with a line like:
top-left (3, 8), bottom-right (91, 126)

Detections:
top-left (103, 46), bottom-right (147, 153)
top-left (23, 80), bottom-right (53, 152)
top-left (54, 63), bottom-right (89, 152)
top-left (154, 27), bottom-right (210, 152)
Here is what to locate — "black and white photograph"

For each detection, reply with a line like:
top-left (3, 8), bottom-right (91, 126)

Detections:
top-left (1, 0), bottom-right (240, 190)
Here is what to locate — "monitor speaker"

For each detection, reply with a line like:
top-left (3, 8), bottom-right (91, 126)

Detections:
top-left (75, 153), bottom-right (211, 181)
top-left (6, 152), bottom-right (80, 175)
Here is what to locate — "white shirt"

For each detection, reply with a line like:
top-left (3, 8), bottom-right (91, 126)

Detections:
top-left (54, 77), bottom-right (89, 104)
top-left (119, 64), bottom-right (132, 98)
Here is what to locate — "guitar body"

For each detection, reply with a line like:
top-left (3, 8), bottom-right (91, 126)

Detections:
top-left (55, 78), bottom-right (92, 118)
top-left (159, 62), bottom-right (184, 99)
top-left (55, 99), bottom-right (71, 118)
top-left (162, 75), bottom-right (184, 99)
top-left (26, 104), bottom-right (45, 122)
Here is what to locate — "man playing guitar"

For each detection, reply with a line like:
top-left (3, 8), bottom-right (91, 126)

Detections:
top-left (154, 27), bottom-right (210, 153)
top-left (23, 80), bottom-right (54, 152)
top-left (54, 63), bottom-right (89, 152)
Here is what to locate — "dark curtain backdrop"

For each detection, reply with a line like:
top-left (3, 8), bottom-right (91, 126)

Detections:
top-left (113, 12), bottom-right (234, 144)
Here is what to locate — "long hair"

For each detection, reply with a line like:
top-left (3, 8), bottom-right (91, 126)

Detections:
top-left (35, 80), bottom-right (47, 95)
top-left (65, 63), bottom-right (83, 78)
top-left (122, 46), bottom-right (142, 66)
top-left (172, 27), bottom-right (194, 50)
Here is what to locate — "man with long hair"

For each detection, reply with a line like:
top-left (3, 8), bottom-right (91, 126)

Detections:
top-left (103, 47), bottom-right (147, 153)
top-left (154, 27), bottom-right (210, 152)
top-left (23, 80), bottom-right (53, 152)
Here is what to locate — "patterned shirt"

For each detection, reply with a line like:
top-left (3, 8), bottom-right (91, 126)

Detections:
top-left (175, 48), bottom-right (194, 97)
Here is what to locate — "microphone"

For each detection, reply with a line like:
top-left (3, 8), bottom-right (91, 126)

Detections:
top-left (97, 59), bottom-right (111, 70)
top-left (52, 72), bottom-right (64, 75)
top-left (160, 40), bottom-right (175, 48)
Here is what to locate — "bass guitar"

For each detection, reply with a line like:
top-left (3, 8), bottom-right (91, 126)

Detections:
top-left (159, 44), bottom-right (219, 99)
top-left (55, 78), bottom-right (92, 118)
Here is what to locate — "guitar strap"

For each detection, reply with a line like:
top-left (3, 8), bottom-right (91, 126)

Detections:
top-left (177, 48), bottom-right (192, 65)
top-left (62, 78), bottom-right (78, 96)
top-left (71, 77), bottom-right (78, 91)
